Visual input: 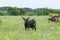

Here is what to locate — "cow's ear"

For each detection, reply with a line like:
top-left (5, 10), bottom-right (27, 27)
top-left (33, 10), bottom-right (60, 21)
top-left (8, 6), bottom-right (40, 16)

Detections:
top-left (23, 18), bottom-right (25, 20)
top-left (22, 17), bottom-right (25, 20)
top-left (22, 17), bottom-right (23, 19)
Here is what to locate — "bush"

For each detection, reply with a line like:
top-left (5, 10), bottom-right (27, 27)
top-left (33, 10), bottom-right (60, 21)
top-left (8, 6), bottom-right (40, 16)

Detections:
top-left (0, 11), bottom-right (8, 16)
top-left (48, 13), bottom-right (52, 17)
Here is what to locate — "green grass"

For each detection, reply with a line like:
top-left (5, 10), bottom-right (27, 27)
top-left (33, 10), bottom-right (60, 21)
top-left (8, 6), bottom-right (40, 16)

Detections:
top-left (0, 16), bottom-right (60, 40)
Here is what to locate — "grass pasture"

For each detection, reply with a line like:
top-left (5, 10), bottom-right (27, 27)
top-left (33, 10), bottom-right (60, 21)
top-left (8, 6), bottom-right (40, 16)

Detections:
top-left (0, 16), bottom-right (60, 40)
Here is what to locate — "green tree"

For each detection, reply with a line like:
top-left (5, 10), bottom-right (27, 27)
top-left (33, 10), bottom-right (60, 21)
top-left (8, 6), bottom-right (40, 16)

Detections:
top-left (7, 7), bottom-right (27, 15)
top-left (0, 11), bottom-right (8, 15)
top-left (7, 7), bottom-right (19, 15)
top-left (18, 8), bottom-right (27, 15)
top-left (33, 8), bottom-right (49, 16)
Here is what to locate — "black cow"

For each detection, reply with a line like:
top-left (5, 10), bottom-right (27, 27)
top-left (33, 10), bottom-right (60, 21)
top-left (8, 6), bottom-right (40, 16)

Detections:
top-left (48, 17), bottom-right (56, 22)
top-left (22, 17), bottom-right (36, 31)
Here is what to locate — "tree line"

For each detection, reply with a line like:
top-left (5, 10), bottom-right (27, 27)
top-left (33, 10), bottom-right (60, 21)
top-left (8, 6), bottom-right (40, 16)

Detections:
top-left (0, 7), bottom-right (60, 16)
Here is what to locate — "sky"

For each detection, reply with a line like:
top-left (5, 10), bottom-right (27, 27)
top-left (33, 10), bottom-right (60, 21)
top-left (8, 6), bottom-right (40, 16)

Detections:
top-left (0, 0), bottom-right (60, 9)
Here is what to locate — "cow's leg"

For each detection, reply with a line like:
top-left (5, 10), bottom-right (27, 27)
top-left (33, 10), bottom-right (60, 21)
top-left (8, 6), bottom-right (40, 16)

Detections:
top-left (25, 26), bottom-right (27, 30)
top-left (54, 20), bottom-right (56, 22)
top-left (34, 27), bottom-right (36, 31)
top-left (33, 23), bottom-right (36, 31)
top-left (28, 27), bottom-right (29, 30)
top-left (32, 27), bottom-right (33, 30)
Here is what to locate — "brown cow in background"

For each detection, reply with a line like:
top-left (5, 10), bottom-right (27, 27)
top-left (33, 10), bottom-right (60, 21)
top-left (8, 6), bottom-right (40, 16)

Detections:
top-left (51, 14), bottom-right (60, 22)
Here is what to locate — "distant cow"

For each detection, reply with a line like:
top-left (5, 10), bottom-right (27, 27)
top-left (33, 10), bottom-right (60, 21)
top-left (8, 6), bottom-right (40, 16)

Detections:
top-left (48, 17), bottom-right (56, 22)
top-left (51, 14), bottom-right (60, 18)
top-left (22, 17), bottom-right (36, 31)
top-left (51, 14), bottom-right (60, 22)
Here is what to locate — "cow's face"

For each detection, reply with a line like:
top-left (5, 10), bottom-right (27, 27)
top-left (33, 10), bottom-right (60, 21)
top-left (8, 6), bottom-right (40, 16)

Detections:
top-left (22, 17), bottom-right (29, 22)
